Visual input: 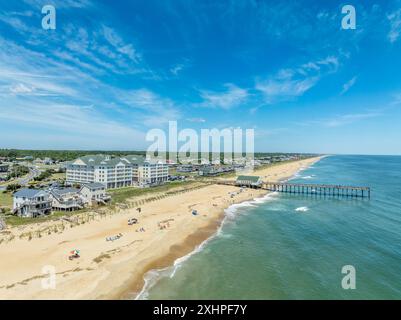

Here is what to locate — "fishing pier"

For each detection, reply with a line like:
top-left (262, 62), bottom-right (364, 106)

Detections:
top-left (261, 182), bottom-right (370, 198)
top-left (213, 178), bottom-right (371, 198)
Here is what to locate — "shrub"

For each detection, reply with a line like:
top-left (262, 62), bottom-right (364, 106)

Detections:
top-left (6, 183), bottom-right (21, 192)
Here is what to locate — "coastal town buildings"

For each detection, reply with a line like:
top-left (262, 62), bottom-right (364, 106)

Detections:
top-left (66, 155), bottom-right (133, 189)
top-left (13, 184), bottom-right (111, 217)
top-left (80, 182), bottom-right (110, 204)
top-left (66, 154), bottom-right (169, 189)
top-left (13, 189), bottom-right (52, 218)
top-left (122, 155), bottom-right (169, 187)
top-left (198, 164), bottom-right (235, 176)
top-left (236, 175), bottom-right (262, 187)
top-left (49, 187), bottom-right (84, 211)
top-left (138, 160), bottom-right (169, 186)
top-left (176, 164), bottom-right (195, 173)
top-left (34, 157), bottom-right (55, 165)
top-left (0, 163), bottom-right (9, 172)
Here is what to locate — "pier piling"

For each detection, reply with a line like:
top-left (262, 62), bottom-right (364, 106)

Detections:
top-left (212, 180), bottom-right (371, 198)
top-left (262, 182), bottom-right (370, 198)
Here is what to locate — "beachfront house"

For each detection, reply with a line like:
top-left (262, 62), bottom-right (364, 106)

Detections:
top-left (139, 160), bottom-right (169, 186)
top-left (13, 189), bottom-right (52, 218)
top-left (0, 163), bottom-right (9, 172)
top-left (80, 182), bottom-right (111, 204)
top-left (66, 155), bottom-right (133, 189)
top-left (176, 164), bottom-right (195, 172)
top-left (123, 155), bottom-right (169, 187)
top-left (66, 155), bottom-right (169, 189)
top-left (236, 175), bottom-right (262, 187)
top-left (198, 165), bottom-right (220, 176)
top-left (49, 187), bottom-right (84, 211)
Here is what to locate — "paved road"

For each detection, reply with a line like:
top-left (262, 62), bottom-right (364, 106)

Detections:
top-left (17, 166), bottom-right (41, 186)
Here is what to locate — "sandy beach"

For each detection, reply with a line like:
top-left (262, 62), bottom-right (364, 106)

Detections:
top-left (0, 157), bottom-right (321, 300)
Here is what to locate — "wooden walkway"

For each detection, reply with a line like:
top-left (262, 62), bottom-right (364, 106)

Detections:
top-left (262, 182), bottom-right (370, 198)
top-left (212, 180), bottom-right (371, 198)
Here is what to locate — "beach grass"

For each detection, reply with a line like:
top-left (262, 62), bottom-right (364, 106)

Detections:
top-left (109, 180), bottom-right (199, 204)
top-left (49, 172), bottom-right (66, 180)
top-left (2, 158), bottom-right (312, 227)
top-left (0, 192), bottom-right (12, 208)
top-left (4, 181), bottom-right (200, 227)
top-left (4, 208), bottom-right (91, 227)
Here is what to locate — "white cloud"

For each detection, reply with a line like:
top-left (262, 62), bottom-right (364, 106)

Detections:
top-left (256, 76), bottom-right (318, 102)
top-left (254, 127), bottom-right (288, 137)
top-left (186, 117), bottom-right (206, 123)
top-left (298, 112), bottom-right (381, 128)
top-left (389, 92), bottom-right (401, 106)
top-left (101, 25), bottom-right (141, 63)
top-left (340, 76), bottom-right (357, 95)
top-left (170, 64), bottom-right (185, 75)
top-left (324, 112), bottom-right (380, 127)
top-left (121, 89), bottom-right (181, 126)
top-left (9, 83), bottom-right (35, 94)
top-left (0, 14), bottom-right (31, 32)
top-left (170, 59), bottom-right (191, 76)
top-left (256, 56), bottom-right (339, 103)
top-left (198, 83), bottom-right (248, 109)
top-left (24, 0), bottom-right (92, 9)
top-left (387, 9), bottom-right (401, 43)
top-left (0, 98), bottom-right (146, 148)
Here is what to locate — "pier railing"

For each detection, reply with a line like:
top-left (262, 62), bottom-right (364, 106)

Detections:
top-left (262, 182), bottom-right (370, 198)
top-left (211, 180), bottom-right (371, 198)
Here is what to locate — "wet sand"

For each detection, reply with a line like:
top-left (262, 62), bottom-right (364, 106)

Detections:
top-left (0, 157), bottom-right (321, 299)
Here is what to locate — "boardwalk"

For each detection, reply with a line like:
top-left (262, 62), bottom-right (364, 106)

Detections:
top-left (213, 180), bottom-right (371, 198)
top-left (262, 182), bottom-right (370, 198)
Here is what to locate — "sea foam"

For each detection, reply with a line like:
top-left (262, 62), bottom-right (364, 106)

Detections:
top-left (135, 191), bottom-right (278, 300)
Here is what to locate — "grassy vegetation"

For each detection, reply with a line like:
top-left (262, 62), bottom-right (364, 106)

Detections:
top-left (0, 191), bottom-right (12, 208)
top-left (4, 208), bottom-right (90, 227)
top-left (0, 149), bottom-right (319, 162)
top-left (49, 172), bottom-right (66, 180)
top-left (169, 167), bottom-right (197, 177)
top-left (33, 169), bottom-right (53, 181)
top-left (3, 181), bottom-right (201, 226)
top-left (0, 149), bottom-right (146, 162)
top-left (109, 180), bottom-right (199, 204)
top-left (1, 156), bottom-right (317, 227)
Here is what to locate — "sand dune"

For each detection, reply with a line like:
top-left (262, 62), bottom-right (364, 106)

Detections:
top-left (0, 157), bottom-right (321, 299)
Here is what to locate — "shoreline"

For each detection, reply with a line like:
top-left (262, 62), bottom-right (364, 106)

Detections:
top-left (129, 156), bottom-right (324, 300)
top-left (134, 191), bottom-right (278, 300)
top-left (0, 156), bottom-right (323, 300)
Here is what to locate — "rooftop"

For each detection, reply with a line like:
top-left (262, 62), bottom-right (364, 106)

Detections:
top-left (71, 154), bottom-right (147, 167)
top-left (81, 182), bottom-right (106, 190)
top-left (236, 175), bottom-right (261, 183)
top-left (14, 188), bottom-right (48, 198)
top-left (51, 187), bottom-right (81, 196)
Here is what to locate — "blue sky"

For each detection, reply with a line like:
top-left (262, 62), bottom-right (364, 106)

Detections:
top-left (0, 0), bottom-right (401, 154)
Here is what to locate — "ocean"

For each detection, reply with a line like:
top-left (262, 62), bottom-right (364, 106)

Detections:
top-left (137, 155), bottom-right (401, 299)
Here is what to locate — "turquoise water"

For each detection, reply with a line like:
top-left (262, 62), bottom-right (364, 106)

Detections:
top-left (139, 156), bottom-right (401, 299)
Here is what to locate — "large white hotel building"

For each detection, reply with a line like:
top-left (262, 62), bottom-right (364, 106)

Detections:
top-left (66, 155), bottom-right (169, 189)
